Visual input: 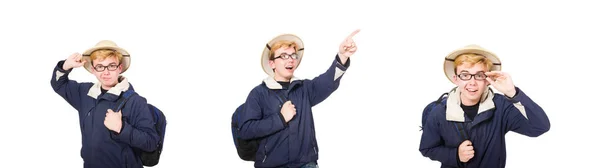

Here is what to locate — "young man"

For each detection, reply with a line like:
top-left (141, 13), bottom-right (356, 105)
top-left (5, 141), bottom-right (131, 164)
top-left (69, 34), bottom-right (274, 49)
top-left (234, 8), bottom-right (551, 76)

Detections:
top-left (237, 30), bottom-right (360, 168)
top-left (50, 40), bottom-right (159, 168)
top-left (419, 45), bottom-right (551, 168)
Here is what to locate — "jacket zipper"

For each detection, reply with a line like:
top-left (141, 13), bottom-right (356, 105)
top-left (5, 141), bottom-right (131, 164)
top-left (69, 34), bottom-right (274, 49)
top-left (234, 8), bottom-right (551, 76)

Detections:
top-left (262, 144), bottom-right (268, 163)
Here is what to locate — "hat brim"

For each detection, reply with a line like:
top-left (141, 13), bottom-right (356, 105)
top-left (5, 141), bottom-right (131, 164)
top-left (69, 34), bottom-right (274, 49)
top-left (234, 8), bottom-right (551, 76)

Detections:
top-left (82, 46), bottom-right (131, 74)
top-left (261, 34), bottom-right (304, 76)
top-left (444, 46), bottom-right (502, 83)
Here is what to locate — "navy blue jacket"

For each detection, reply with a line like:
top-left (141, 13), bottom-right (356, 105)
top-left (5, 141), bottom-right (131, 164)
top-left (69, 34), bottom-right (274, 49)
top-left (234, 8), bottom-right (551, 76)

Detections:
top-left (51, 61), bottom-right (159, 168)
top-left (419, 87), bottom-right (551, 168)
top-left (239, 55), bottom-right (350, 168)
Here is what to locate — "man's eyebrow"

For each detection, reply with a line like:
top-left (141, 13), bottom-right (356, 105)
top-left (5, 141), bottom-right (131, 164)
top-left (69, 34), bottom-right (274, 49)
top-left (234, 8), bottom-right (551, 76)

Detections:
top-left (95, 63), bottom-right (118, 66)
top-left (459, 70), bottom-right (486, 73)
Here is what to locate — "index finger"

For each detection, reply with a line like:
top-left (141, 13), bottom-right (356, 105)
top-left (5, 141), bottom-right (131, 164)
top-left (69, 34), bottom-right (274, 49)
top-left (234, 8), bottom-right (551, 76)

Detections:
top-left (346, 29), bottom-right (361, 39)
top-left (485, 71), bottom-right (502, 76)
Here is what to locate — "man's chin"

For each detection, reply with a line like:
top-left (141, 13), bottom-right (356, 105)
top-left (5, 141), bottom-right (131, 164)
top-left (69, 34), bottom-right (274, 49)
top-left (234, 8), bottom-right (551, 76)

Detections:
top-left (101, 81), bottom-right (117, 88)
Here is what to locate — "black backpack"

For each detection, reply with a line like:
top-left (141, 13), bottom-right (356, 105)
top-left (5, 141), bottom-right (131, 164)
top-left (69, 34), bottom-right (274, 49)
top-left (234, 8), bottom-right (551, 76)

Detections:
top-left (231, 103), bottom-right (261, 161)
top-left (231, 88), bottom-right (287, 161)
top-left (115, 90), bottom-right (167, 167)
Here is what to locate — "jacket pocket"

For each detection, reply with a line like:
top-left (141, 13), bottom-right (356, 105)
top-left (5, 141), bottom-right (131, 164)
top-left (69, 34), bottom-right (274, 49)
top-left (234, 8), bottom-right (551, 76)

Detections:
top-left (81, 108), bottom-right (93, 132)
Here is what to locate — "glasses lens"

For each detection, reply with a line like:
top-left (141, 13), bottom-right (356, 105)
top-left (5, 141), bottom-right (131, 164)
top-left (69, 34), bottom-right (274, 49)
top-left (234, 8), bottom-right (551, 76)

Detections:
top-left (458, 73), bottom-right (471, 80)
top-left (94, 65), bottom-right (104, 71)
top-left (474, 72), bottom-right (487, 80)
top-left (108, 65), bottom-right (118, 71)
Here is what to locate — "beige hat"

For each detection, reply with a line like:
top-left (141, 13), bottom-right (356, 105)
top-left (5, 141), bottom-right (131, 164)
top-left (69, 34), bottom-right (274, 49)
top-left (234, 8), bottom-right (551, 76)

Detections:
top-left (261, 34), bottom-right (304, 76)
top-left (444, 44), bottom-right (502, 82)
top-left (81, 40), bottom-right (131, 73)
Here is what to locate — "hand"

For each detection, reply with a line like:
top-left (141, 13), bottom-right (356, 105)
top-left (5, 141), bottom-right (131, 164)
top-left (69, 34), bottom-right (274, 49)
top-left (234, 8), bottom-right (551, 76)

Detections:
top-left (280, 101), bottom-right (296, 123)
top-left (338, 29), bottom-right (360, 59)
top-left (458, 140), bottom-right (475, 162)
top-left (63, 53), bottom-right (86, 71)
top-left (485, 71), bottom-right (516, 97)
top-left (104, 109), bottom-right (123, 133)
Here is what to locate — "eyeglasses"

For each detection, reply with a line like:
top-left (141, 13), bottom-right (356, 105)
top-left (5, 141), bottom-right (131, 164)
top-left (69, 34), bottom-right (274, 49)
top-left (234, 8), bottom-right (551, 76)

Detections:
top-left (93, 64), bottom-right (120, 72)
top-left (457, 71), bottom-right (487, 81)
top-left (273, 53), bottom-right (299, 60)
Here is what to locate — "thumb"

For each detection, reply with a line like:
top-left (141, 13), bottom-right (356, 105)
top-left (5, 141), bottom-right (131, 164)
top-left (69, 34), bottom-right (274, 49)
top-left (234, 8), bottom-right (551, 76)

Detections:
top-left (107, 109), bottom-right (114, 113)
top-left (465, 140), bottom-right (472, 146)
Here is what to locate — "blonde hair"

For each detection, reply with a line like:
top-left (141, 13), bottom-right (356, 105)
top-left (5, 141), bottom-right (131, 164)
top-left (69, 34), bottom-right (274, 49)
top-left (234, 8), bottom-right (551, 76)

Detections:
top-left (454, 53), bottom-right (493, 73)
top-left (269, 40), bottom-right (298, 60)
top-left (90, 49), bottom-right (123, 65)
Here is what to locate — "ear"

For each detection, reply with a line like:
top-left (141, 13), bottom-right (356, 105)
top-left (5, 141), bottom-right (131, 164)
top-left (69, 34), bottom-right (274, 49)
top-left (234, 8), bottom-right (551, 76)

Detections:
top-left (116, 64), bottom-right (123, 74)
top-left (452, 75), bottom-right (459, 85)
top-left (269, 60), bottom-right (276, 69)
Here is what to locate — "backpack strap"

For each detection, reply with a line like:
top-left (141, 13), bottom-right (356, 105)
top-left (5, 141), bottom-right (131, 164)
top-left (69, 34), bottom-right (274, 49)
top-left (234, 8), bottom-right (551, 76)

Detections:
top-left (115, 90), bottom-right (137, 112)
top-left (420, 92), bottom-right (449, 131)
top-left (269, 89), bottom-right (288, 105)
top-left (454, 122), bottom-right (470, 141)
top-left (435, 92), bottom-right (449, 104)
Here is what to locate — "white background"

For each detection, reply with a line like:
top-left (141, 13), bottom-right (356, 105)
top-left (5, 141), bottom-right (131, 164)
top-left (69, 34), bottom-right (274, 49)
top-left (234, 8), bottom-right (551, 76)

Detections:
top-left (1, 0), bottom-right (598, 167)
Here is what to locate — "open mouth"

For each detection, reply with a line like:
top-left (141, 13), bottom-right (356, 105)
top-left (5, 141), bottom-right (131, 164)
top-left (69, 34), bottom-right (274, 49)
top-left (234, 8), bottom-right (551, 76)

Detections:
top-left (285, 65), bottom-right (293, 70)
top-left (466, 88), bottom-right (478, 93)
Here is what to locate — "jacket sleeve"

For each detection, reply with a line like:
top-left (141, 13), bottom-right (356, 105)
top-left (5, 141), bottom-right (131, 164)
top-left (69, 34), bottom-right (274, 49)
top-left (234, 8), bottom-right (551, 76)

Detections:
top-left (238, 89), bottom-right (287, 140)
top-left (503, 87), bottom-right (551, 137)
top-left (305, 54), bottom-right (350, 107)
top-left (111, 96), bottom-right (160, 152)
top-left (50, 60), bottom-right (84, 110)
top-left (419, 111), bottom-right (461, 167)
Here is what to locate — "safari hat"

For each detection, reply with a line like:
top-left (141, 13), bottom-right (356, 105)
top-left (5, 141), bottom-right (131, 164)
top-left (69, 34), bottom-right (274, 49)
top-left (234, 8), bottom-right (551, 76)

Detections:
top-left (444, 44), bottom-right (501, 82)
top-left (82, 40), bottom-right (130, 73)
top-left (261, 34), bottom-right (304, 76)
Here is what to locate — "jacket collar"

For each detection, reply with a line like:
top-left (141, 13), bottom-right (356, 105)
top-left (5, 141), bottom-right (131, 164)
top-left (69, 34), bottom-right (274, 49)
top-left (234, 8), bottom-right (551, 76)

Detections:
top-left (263, 76), bottom-right (301, 90)
top-left (446, 86), bottom-right (496, 122)
top-left (87, 76), bottom-right (130, 99)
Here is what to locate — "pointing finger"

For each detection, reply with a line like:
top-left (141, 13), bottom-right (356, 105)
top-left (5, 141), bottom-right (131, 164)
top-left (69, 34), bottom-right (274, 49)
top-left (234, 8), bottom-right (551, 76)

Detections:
top-left (346, 29), bottom-right (361, 40)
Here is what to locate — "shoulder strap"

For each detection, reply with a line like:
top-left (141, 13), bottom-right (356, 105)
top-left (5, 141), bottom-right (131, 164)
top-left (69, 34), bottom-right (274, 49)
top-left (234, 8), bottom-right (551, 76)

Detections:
top-left (436, 92), bottom-right (449, 104)
top-left (420, 92), bottom-right (449, 131)
top-left (262, 82), bottom-right (289, 104)
top-left (454, 122), bottom-right (470, 140)
top-left (115, 90), bottom-right (137, 112)
top-left (268, 89), bottom-right (287, 104)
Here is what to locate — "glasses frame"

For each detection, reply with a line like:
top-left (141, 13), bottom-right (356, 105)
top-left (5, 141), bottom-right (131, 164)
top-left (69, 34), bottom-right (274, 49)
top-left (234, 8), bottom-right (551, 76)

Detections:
top-left (273, 53), bottom-right (299, 60)
top-left (456, 71), bottom-right (488, 81)
top-left (93, 63), bottom-right (121, 72)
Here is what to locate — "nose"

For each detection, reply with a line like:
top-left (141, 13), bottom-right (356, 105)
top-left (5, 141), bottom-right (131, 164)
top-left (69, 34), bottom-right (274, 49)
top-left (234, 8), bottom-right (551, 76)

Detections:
top-left (286, 57), bottom-right (295, 63)
top-left (102, 69), bottom-right (110, 75)
top-left (467, 77), bottom-right (477, 85)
